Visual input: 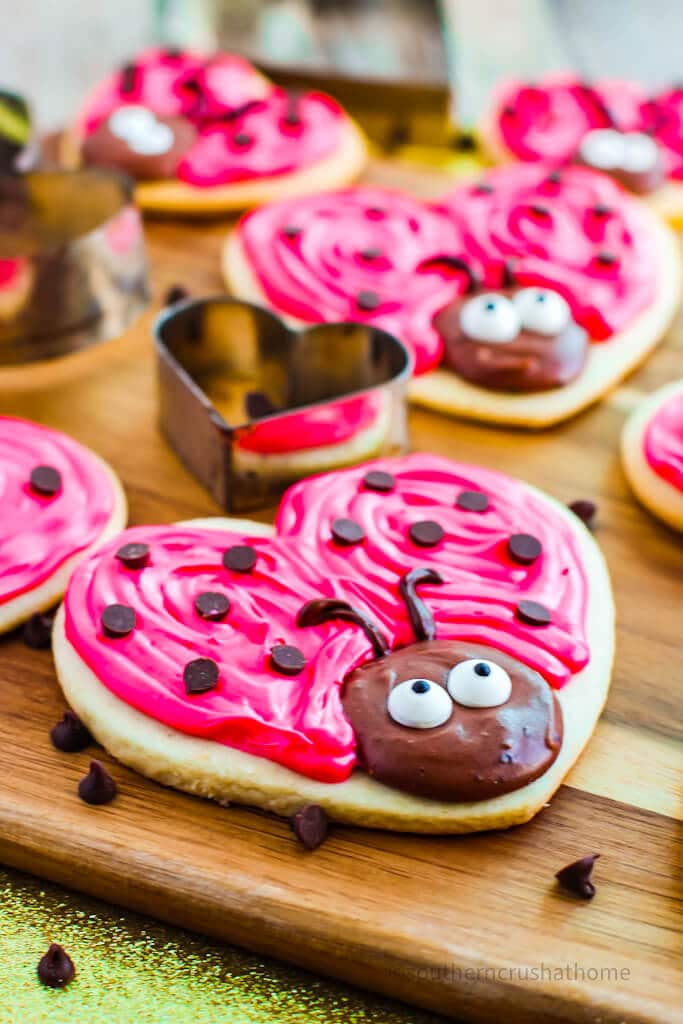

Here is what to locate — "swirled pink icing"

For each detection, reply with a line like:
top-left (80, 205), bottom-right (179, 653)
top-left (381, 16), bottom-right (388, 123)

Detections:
top-left (75, 48), bottom-right (347, 187)
top-left (64, 455), bottom-right (589, 783)
top-left (492, 76), bottom-right (683, 180)
top-left (236, 391), bottom-right (384, 455)
top-left (0, 417), bottom-right (117, 603)
top-left (643, 385), bottom-right (683, 491)
top-left (236, 164), bottom-right (660, 374)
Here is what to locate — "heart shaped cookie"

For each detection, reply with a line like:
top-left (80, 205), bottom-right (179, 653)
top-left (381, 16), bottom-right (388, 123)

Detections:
top-left (53, 454), bottom-right (614, 832)
top-left (481, 75), bottom-right (683, 225)
top-left (65, 47), bottom-right (367, 214)
top-left (223, 164), bottom-right (681, 427)
top-left (0, 417), bottom-right (126, 632)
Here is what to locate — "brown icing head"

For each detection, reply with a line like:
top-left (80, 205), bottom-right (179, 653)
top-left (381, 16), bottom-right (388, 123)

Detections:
top-left (574, 128), bottom-right (665, 195)
top-left (81, 105), bottom-right (196, 181)
top-left (434, 285), bottom-right (588, 393)
top-left (342, 640), bottom-right (563, 802)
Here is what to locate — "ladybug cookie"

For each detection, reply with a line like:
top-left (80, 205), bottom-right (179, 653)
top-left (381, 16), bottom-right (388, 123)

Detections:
top-left (223, 165), bottom-right (681, 428)
top-left (53, 455), bottom-right (614, 833)
top-left (64, 47), bottom-right (367, 214)
top-left (621, 379), bottom-right (683, 531)
top-left (481, 75), bottom-right (683, 226)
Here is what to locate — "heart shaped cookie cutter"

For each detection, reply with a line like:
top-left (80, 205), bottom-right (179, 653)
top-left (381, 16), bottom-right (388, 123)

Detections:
top-left (154, 296), bottom-right (412, 512)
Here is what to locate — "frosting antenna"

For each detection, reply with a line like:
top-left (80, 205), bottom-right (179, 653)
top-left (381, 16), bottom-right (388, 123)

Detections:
top-left (297, 599), bottom-right (389, 657)
top-left (399, 568), bottom-right (444, 642)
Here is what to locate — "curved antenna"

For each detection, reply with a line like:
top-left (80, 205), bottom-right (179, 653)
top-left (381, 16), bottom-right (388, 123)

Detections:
top-left (501, 259), bottom-right (516, 288)
top-left (399, 568), bottom-right (444, 642)
top-left (417, 255), bottom-right (480, 293)
top-left (297, 599), bottom-right (389, 657)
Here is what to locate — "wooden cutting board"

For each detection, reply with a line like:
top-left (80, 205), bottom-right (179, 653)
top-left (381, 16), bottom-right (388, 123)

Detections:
top-left (0, 161), bottom-right (681, 1024)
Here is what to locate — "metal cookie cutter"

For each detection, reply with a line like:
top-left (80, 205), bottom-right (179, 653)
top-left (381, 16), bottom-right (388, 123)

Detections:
top-left (0, 168), bottom-right (148, 367)
top-left (154, 296), bottom-right (412, 512)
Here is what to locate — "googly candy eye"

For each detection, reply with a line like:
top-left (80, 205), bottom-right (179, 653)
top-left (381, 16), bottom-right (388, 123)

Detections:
top-left (578, 128), bottom-right (626, 170)
top-left (447, 659), bottom-right (512, 708)
top-left (386, 678), bottom-right (453, 729)
top-left (513, 287), bottom-right (571, 336)
top-left (109, 105), bottom-right (157, 139)
top-left (127, 122), bottom-right (175, 156)
top-left (459, 293), bottom-right (521, 344)
top-left (620, 131), bottom-right (659, 174)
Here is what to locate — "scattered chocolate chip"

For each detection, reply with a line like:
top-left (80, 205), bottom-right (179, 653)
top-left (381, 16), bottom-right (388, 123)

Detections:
top-left (456, 489), bottom-right (489, 513)
top-left (37, 943), bottom-right (75, 988)
top-left (291, 803), bottom-right (329, 850)
top-left (409, 520), bottom-right (444, 547)
top-left (194, 591), bottom-right (231, 621)
top-left (22, 610), bottom-right (55, 650)
top-left (281, 224), bottom-right (302, 239)
top-left (507, 533), bottom-right (542, 565)
top-left (331, 517), bottom-right (365, 546)
top-left (359, 247), bottom-right (382, 261)
top-left (555, 853), bottom-right (600, 899)
top-left (245, 390), bottom-right (279, 420)
top-left (530, 203), bottom-right (550, 217)
top-left (164, 46), bottom-right (184, 59)
top-left (50, 710), bottom-right (92, 753)
top-left (546, 170), bottom-right (562, 185)
top-left (115, 542), bottom-right (150, 570)
top-left (569, 499), bottom-right (597, 526)
top-left (271, 644), bottom-right (306, 676)
top-left (356, 289), bottom-right (380, 311)
top-left (452, 131), bottom-right (477, 152)
top-left (473, 182), bottom-right (494, 194)
top-left (30, 465), bottom-right (62, 496)
top-left (516, 599), bottom-right (552, 626)
top-left (503, 104), bottom-right (516, 116)
top-left (366, 206), bottom-right (385, 219)
top-left (78, 759), bottom-right (117, 805)
top-left (184, 657), bottom-right (219, 694)
top-left (233, 132), bottom-right (252, 147)
top-left (591, 203), bottom-right (612, 218)
top-left (363, 469), bottom-right (395, 492)
top-left (120, 62), bottom-right (139, 95)
top-left (596, 250), bottom-right (618, 265)
top-left (164, 283), bottom-right (189, 306)
top-left (223, 544), bottom-right (257, 573)
top-left (101, 604), bottom-right (136, 638)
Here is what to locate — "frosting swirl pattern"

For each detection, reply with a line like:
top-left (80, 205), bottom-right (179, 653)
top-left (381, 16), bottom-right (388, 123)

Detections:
top-left (644, 386), bottom-right (683, 491)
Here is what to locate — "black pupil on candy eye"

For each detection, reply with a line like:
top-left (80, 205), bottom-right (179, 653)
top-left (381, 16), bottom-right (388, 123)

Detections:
top-left (474, 662), bottom-right (491, 677)
top-left (485, 301), bottom-right (497, 311)
top-left (411, 679), bottom-right (431, 694)
top-left (536, 293), bottom-right (546, 303)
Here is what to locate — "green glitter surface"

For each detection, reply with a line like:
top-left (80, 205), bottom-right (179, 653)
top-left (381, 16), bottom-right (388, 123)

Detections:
top-left (0, 867), bottom-right (448, 1024)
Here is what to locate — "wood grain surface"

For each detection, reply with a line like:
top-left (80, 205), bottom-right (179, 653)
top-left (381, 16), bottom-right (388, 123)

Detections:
top-left (0, 160), bottom-right (681, 1024)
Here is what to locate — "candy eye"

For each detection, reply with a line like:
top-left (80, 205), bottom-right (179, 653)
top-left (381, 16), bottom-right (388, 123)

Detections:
top-left (579, 128), bottom-right (625, 170)
top-left (386, 678), bottom-right (453, 729)
top-left (620, 131), bottom-right (659, 173)
top-left (109, 105), bottom-right (156, 138)
top-left (512, 288), bottom-right (571, 336)
top-left (459, 294), bottom-right (521, 344)
top-left (447, 659), bottom-right (512, 708)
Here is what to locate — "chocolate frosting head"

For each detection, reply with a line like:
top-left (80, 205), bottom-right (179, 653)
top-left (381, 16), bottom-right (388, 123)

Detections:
top-left (81, 105), bottom-right (196, 181)
top-left (342, 640), bottom-right (563, 802)
top-left (435, 285), bottom-right (588, 393)
top-left (574, 128), bottom-right (665, 195)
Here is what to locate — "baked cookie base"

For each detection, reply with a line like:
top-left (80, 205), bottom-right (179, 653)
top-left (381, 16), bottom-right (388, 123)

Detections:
top-left (223, 218), bottom-right (681, 428)
top-left (0, 453), bottom-right (127, 633)
top-left (621, 380), bottom-right (683, 531)
top-left (53, 493), bottom-right (614, 834)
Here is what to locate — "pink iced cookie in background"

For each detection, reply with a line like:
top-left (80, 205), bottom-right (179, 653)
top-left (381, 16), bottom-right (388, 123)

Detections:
top-left (66, 47), bottom-right (367, 214)
top-left (0, 417), bottom-right (127, 631)
top-left (54, 454), bottom-right (614, 832)
top-left (621, 380), bottom-right (683, 531)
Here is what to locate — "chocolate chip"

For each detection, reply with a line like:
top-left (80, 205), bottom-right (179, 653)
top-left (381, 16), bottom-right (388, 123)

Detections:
top-left (516, 599), bottom-right (552, 626)
top-left (363, 470), bottom-right (395, 492)
top-left (546, 170), bottom-right (562, 185)
top-left (597, 250), bottom-right (618, 265)
top-left (452, 131), bottom-right (477, 152)
top-left (101, 604), bottom-right (136, 638)
top-left (291, 803), bottom-right (329, 850)
top-left (555, 853), bottom-right (600, 899)
top-left (281, 224), bottom-right (302, 239)
top-left (569, 499), bottom-right (597, 526)
top-left (530, 203), bottom-right (550, 217)
top-left (223, 545), bottom-right (257, 573)
top-left (356, 289), bottom-right (380, 311)
top-left (233, 132), bottom-right (252, 147)
top-left (473, 182), bottom-right (494, 194)
top-left (194, 591), bottom-right (230, 621)
top-left (507, 533), bottom-right (542, 565)
top-left (456, 489), bottom-right (489, 513)
top-left (331, 517), bottom-right (365, 545)
top-left (164, 47), bottom-right (184, 59)
top-left (592, 204), bottom-right (612, 217)
top-left (120, 62), bottom-right (139, 95)
top-left (503, 104), bottom-right (516, 116)
top-left (37, 943), bottom-right (75, 988)
top-left (359, 247), bottom-right (382, 261)
top-left (245, 390), bottom-right (280, 419)
top-left (50, 710), bottom-right (93, 753)
top-left (409, 520), bottom-right (444, 547)
top-left (164, 284), bottom-right (189, 306)
top-left (22, 610), bottom-right (55, 649)
top-left (366, 206), bottom-right (385, 219)
top-left (78, 759), bottom-right (117, 805)
top-left (184, 657), bottom-right (219, 694)
top-left (270, 644), bottom-right (306, 675)
top-left (115, 542), bottom-right (150, 570)
top-left (30, 465), bottom-right (62, 496)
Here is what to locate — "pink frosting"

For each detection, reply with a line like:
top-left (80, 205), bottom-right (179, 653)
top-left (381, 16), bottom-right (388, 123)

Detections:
top-left (64, 455), bottom-right (589, 784)
top-left (643, 386), bottom-right (683, 491)
top-left (236, 391), bottom-right (384, 455)
top-left (236, 164), bottom-right (660, 374)
top-left (492, 75), bottom-right (683, 180)
top-left (0, 417), bottom-right (116, 604)
top-left (75, 48), bottom-right (347, 187)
